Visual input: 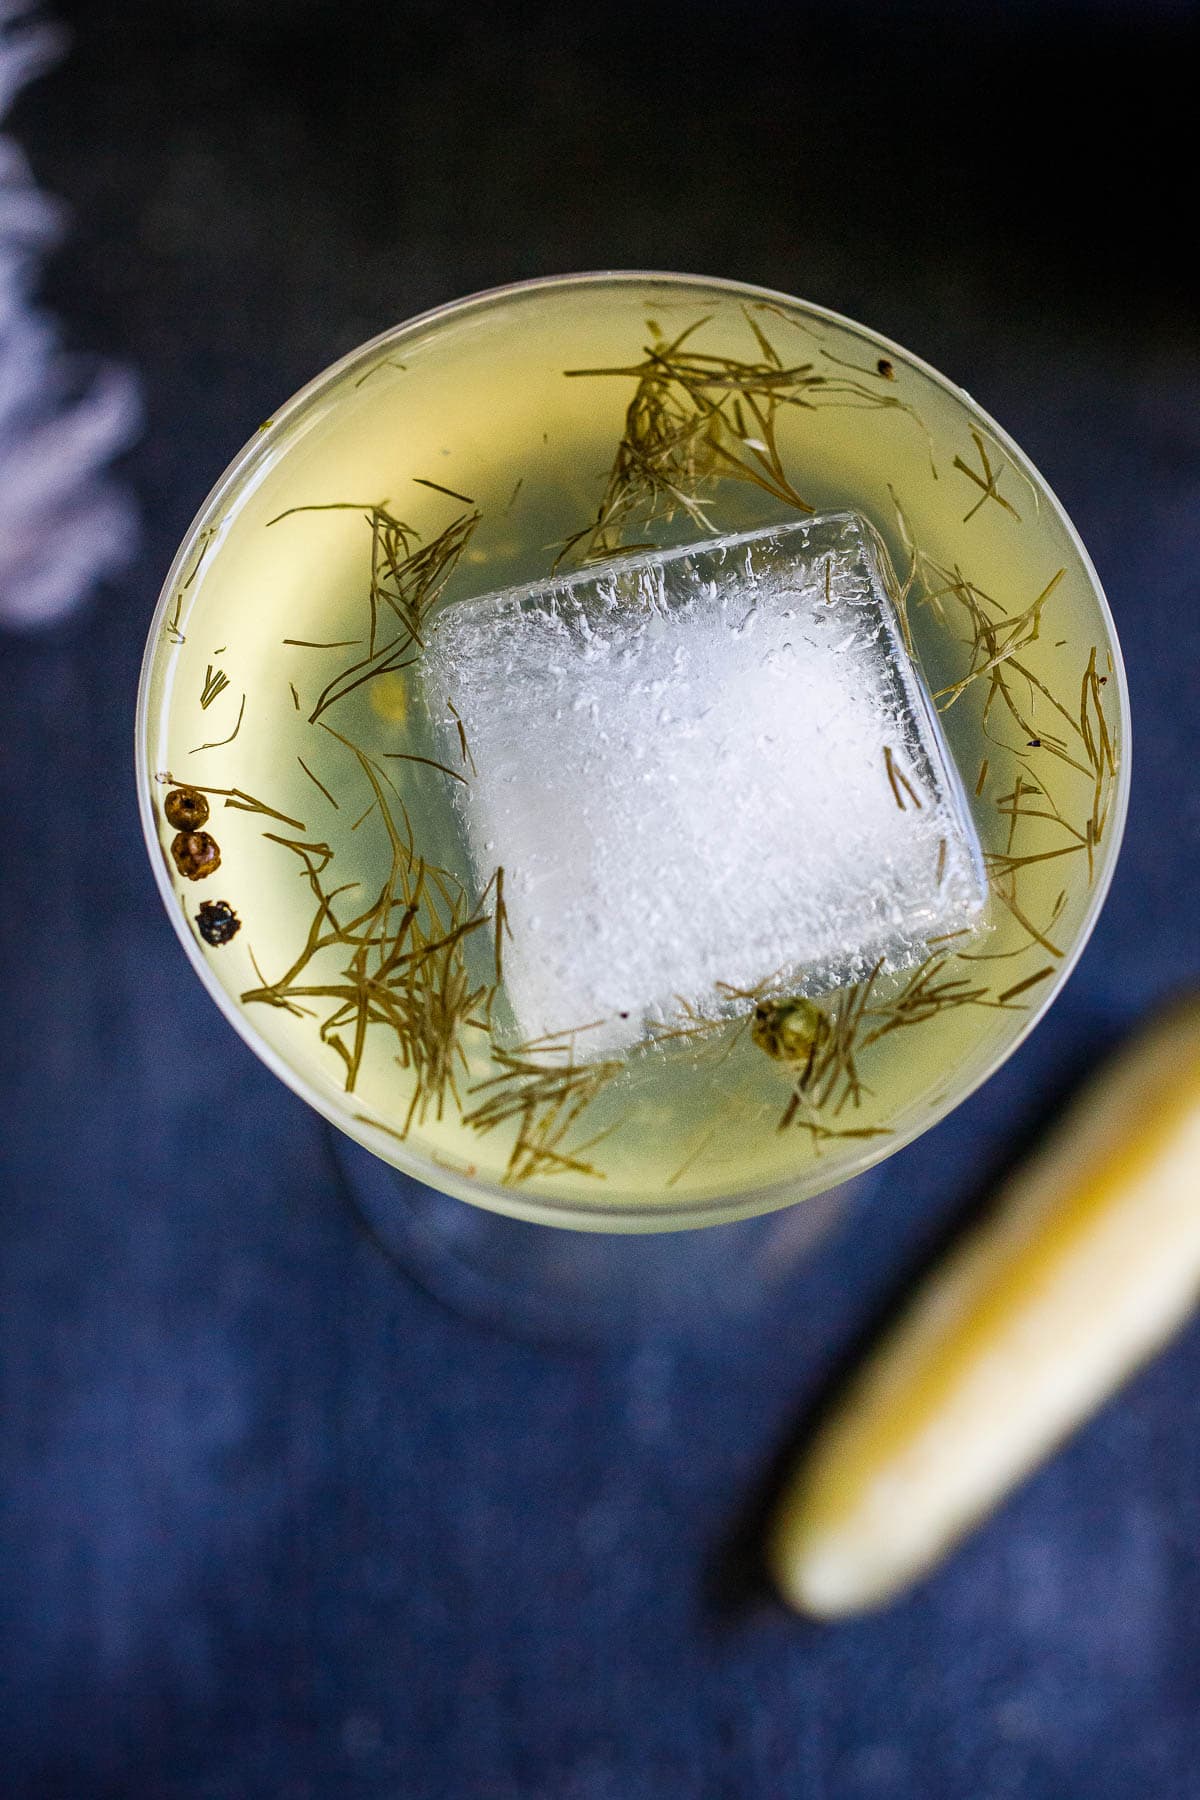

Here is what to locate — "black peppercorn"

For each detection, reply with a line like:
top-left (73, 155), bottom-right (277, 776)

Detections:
top-left (196, 899), bottom-right (241, 946)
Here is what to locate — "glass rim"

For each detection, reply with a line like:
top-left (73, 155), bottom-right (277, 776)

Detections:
top-left (135, 268), bottom-right (1132, 1232)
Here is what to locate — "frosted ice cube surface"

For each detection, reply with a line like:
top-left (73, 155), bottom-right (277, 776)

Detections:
top-left (423, 513), bottom-right (986, 1057)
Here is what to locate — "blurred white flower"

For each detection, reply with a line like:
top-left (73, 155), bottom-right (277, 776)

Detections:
top-left (1, 1), bottom-right (139, 629)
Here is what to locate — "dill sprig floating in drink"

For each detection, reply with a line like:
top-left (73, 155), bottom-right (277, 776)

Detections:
top-left (267, 492), bottom-right (480, 723)
top-left (883, 744), bottom-right (923, 810)
top-left (953, 427), bottom-right (1022, 523)
top-left (297, 756), bottom-right (339, 808)
top-left (1079, 647), bottom-right (1119, 877)
top-left (773, 954), bottom-right (998, 1133)
top-left (886, 488), bottom-right (1120, 964)
top-left (163, 524), bottom-right (217, 646)
top-left (189, 693), bottom-right (245, 755)
top-left (239, 735), bottom-right (501, 1134)
top-left (929, 566), bottom-right (1067, 720)
top-left (200, 664), bottom-right (231, 709)
top-left (558, 311), bottom-right (811, 565)
top-left (354, 357), bottom-right (408, 389)
top-left (558, 307), bottom-right (934, 568)
top-left (463, 1038), bottom-right (623, 1185)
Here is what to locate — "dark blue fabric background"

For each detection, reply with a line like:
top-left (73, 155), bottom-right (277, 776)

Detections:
top-left (2, 3), bottom-right (1198, 1795)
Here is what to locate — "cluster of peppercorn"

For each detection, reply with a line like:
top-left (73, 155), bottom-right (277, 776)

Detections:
top-left (163, 786), bottom-right (242, 947)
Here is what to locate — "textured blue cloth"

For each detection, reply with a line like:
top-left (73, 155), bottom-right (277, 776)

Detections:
top-left (2, 3), bottom-right (1198, 1796)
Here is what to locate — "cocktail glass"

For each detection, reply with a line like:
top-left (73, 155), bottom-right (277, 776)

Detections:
top-left (137, 273), bottom-right (1129, 1340)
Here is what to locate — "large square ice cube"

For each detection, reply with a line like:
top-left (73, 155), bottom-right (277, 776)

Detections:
top-left (423, 513), bottom-right (985, 1056)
